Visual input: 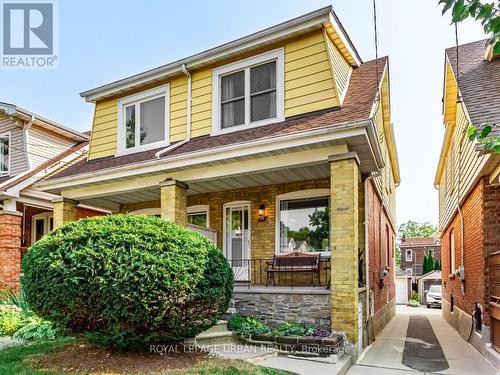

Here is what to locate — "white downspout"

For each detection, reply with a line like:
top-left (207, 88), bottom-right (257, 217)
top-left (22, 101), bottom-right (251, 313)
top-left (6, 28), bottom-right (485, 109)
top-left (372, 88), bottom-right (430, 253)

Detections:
top-left (365, 171), bottom-right (380, 326)
top-left (155, 64), bottom-right (191, 159)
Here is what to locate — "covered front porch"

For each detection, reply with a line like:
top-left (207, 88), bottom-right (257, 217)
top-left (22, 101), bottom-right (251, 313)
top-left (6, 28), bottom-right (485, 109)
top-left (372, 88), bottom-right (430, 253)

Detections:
top-left (41, 140), bottom-right (374, 343)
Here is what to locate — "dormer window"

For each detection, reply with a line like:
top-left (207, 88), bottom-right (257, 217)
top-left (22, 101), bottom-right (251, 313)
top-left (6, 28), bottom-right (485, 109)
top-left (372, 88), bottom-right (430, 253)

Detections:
top-left (117, 85), bottom-right (169, 155)
top-left (0, 132), bottom-right (10, 176)
top-left (212, 49), bottom-right (284, 135)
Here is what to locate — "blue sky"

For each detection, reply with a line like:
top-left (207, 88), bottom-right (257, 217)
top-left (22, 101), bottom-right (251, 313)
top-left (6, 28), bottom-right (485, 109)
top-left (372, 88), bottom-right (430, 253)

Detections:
top-left (0, 0), bottom-right (487, 226)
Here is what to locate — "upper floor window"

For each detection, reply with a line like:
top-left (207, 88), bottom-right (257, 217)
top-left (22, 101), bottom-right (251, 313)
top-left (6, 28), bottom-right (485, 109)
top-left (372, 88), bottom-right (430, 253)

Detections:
top-left (212, 49), bottom-right (284, 135)
top-left (0, 132), bottom-right (10, 176)
top-left (405, 249), bottom-right (413, 262)
top-left (117, 85), bottom-right (169, 155)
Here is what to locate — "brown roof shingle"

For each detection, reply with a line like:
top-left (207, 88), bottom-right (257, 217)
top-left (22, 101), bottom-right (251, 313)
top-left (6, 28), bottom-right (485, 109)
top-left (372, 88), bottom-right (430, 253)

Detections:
top-left (48, 57), bottom-right (387, 180)
top-left (446, 40), bottom-right (500, 127)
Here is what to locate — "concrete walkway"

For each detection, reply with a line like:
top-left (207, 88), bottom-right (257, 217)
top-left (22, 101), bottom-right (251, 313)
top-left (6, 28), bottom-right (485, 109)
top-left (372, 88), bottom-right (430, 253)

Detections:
top-left (347, 305), bottom-right (498, 375)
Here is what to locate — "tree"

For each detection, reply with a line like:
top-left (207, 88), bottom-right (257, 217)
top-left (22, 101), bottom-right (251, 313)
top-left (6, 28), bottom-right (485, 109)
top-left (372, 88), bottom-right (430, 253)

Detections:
top-left (439, 0), bottom-right (500, 154)
top-left (439, 0), bottom-right (500, 55)
top-left (398, 220), bottom-right (439, 239)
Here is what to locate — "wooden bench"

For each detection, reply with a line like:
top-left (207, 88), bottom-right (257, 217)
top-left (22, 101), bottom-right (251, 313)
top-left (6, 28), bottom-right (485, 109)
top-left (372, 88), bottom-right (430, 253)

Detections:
top-left (265, 252), bottom-right (321, 287)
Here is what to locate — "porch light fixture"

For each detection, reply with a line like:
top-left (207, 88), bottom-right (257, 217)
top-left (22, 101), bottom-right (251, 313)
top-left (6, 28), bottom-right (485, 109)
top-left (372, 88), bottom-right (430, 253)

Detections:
top-left (258, 204), bottom-right (268, 222)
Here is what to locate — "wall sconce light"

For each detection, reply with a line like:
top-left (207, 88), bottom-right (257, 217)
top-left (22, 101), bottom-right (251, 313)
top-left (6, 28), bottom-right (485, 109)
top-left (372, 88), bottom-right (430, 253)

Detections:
top-left (258, 204), bottom-right (268, 222)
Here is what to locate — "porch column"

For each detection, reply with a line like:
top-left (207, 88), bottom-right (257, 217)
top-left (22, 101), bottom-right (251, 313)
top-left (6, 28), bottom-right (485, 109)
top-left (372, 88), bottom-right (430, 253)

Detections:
top-left (0, 203), bottom-right (23, 293)
top-left (159, 179), bottom-right (188, 226)
top-left (52, 197), bottom-right (78, 228)
top-left (329, 152), bottom-right (360, 343)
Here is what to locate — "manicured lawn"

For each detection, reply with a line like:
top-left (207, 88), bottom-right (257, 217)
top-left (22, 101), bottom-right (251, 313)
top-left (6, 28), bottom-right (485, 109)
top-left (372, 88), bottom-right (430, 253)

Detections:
top-left (0, 338), bottom-right (290, 375)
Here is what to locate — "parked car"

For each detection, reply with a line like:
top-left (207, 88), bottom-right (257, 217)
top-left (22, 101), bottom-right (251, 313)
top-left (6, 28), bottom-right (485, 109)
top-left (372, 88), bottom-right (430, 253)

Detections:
top-left (426, 285), bottom-right (442, 308)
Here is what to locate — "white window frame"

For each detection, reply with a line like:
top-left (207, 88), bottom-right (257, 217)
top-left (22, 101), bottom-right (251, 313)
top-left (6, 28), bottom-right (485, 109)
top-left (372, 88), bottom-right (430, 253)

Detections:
top-left (405, 268), bottom-right (413, 276)
top-left (275, 189), bottom-right (331, 255)
top-left (0, 131), bottom-right (11, 177)
top-left (187, 205), bottom-right (210, 227)
top-left (405, 249), bottom-right (413, 262)
top-left (31, 212), bottom-right (53, 244)
top-left (116, 84), bottom-right (170, 156)
top-left (450, 229), bottom-right (456, 274)
top-left (211, 48), bottom-right (285, 136)
top-left (129, 208), bottom-right (161, 216)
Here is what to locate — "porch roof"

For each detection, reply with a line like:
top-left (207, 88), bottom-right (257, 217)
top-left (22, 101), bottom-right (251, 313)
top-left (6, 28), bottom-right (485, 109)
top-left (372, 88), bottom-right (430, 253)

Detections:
top-left (43, 57), bottom-right (387, 183)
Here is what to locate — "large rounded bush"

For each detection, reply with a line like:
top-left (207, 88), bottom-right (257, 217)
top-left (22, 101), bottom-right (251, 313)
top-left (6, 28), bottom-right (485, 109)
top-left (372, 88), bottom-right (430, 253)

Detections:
top-left (22, 214), bottom-right (233, 348)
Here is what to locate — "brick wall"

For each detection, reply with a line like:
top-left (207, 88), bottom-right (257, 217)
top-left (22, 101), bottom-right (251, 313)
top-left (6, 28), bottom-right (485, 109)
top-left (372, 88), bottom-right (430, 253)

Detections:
top-left (441, 178), bottom-right (486, 323)
top-left (400, 245), bottom-right (441, 276)
top-left (367, 179), bottom-right (396, 315)
top-left (0, 212), bottom-right (22, 292)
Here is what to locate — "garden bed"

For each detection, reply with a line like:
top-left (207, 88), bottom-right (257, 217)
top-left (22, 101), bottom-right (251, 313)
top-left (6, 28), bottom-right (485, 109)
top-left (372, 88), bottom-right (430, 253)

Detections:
top-left (0, 338), bottom-right (292, 375)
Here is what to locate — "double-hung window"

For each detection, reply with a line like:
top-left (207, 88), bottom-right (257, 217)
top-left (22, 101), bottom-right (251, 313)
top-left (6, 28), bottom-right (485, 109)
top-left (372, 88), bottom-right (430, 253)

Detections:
top-left (117, 85), bottom-right (169, 154)
top-left (212, 49), bottom-right (284, 134)
top-left (405, 249), bottom-right (413, 262)
top-left (0, 132), bottom-right (10, 176)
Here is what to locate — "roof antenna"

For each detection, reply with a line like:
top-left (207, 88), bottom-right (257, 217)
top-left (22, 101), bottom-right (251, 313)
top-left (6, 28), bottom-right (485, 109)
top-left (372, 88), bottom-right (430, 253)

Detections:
top-left (454, 23), bottom-right (463, 103)
top-left (373, 0), bottom-right (380, 103)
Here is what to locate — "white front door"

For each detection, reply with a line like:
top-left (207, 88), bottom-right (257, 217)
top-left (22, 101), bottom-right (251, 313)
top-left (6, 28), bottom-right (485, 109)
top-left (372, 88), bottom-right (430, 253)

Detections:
top-left (223, 202), bottom-right (251, 281)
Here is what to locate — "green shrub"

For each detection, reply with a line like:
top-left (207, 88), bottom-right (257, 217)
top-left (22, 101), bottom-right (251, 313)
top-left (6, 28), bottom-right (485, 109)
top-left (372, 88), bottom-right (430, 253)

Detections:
top-left (272, 322), bottom-right (314, 337)
top-left (228, 315), bottom-right (270, 337)
top-left (0, 311), bottom-right (24, 336)
top-left (22, 214), bottom-right (234, 349)
top-left (13, 316), bottom-right (58, 340)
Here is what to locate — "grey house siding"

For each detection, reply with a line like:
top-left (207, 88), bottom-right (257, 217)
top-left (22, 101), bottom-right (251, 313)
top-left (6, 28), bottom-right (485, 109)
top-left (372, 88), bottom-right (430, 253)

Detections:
top-left (27, 126), bottom-right (75, 169)
top-left (0, 113), bottom-right (30, 177)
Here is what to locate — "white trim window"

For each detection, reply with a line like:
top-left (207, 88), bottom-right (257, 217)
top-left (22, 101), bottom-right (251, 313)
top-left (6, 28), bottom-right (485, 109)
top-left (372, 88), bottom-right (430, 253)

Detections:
top-left (275, 189), bottom-right (330, 255)
top-left (405, 249), bottom-right (413, 262)
top-left (187, 205), bottom-right (209, 228)
top-left (0, 132), bottom-right (10, 176)
top-left (117, 85), bottom-right (170, 155)
top-left (405, 268), bottom-right (413, 276)
top-left (31, 213), bottom-right (53, 244)
top-left (212, 48), bottom-right (284, 135)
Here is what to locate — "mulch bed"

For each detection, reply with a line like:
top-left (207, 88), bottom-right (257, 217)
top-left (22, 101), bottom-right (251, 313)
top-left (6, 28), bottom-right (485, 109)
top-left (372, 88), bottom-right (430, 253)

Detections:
top-left (30, 343), bottom-right (208, 374)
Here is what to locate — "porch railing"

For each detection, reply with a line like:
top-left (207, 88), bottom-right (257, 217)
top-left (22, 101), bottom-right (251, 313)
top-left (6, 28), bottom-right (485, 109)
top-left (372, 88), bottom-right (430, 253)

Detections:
top-left (187, 224), bottom-right (217, 243)
top-left (227, 257), bottom-right (331, 289)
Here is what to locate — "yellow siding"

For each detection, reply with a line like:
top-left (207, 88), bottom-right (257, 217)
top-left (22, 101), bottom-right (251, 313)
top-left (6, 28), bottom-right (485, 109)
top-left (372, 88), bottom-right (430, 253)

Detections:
top-left (438, 101), bottom-right (487, 231)
top-left (324, 29), bottom-right (352, 103)
top-left (284, 31), bottom-right (338, 117)
top-left (170, 76), bottom-right (188, 142)
top-left (88, 99), bottom-right (117, 159)
top-left (88, 29), bottom-right (344, 160)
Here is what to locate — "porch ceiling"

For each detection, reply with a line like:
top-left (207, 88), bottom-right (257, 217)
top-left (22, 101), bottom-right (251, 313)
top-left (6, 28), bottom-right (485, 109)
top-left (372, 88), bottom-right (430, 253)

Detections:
top-left (79, 162), bottom-right (331, 211)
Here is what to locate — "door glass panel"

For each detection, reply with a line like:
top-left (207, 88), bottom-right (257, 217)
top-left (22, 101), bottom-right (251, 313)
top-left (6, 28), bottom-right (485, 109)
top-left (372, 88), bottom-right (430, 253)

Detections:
top-left (34, 219), bottom-right (45, 242)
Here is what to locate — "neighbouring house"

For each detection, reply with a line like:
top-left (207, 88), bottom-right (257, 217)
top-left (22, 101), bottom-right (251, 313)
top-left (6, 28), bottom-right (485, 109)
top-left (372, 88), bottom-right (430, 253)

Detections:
top-left (37, 6), bottom-right (400, 351)
top-left (435, 39), bottom-right (500, 366)
top-left (400, 237), bottom-right (441, 292)
top-left (0, 103), bottom-right (107, 292)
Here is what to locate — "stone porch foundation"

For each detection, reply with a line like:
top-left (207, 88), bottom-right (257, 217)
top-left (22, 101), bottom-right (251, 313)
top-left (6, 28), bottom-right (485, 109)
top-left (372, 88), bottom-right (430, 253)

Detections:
top-left (232, 287), bottom-right (331, 328)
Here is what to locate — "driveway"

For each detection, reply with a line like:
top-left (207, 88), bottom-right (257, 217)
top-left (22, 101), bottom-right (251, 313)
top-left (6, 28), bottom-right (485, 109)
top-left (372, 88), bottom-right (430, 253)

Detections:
top-left (347, 305), bottom-right (498, 375)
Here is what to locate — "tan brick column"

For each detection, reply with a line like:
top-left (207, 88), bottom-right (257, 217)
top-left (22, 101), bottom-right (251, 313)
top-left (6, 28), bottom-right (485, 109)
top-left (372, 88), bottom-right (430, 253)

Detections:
top-left (329, 152), bottom-right (360, 343)
top-left (0, 210), bottom-right (23, 293)
top-left (159, 179), bottom-right (188, 226)
top-left (52, 197), bottom-right (78, 228)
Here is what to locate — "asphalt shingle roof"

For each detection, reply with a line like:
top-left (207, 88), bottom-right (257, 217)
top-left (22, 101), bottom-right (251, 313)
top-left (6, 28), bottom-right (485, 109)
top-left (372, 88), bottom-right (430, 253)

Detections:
top-left (446, 40), bottom-right (500, 128)
top-left (48, 57), bottom-right (388, 180)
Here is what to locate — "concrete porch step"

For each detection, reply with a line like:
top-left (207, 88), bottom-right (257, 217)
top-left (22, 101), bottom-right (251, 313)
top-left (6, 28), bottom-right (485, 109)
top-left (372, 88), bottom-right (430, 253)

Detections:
top-left (185, 320), bottom-right (238, 346)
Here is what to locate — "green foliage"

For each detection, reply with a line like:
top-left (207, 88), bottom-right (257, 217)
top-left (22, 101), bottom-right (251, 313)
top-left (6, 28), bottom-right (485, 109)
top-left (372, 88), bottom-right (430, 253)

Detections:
top-left (272, 322), bottom-right (314, 337)
top-left (0, 311), bottom-right (24, 336)
top-left (228, 315), bottom-right (270, 338)
top-left (439, 0), bottom-right (500, 57)
top-left (408, 299), bottom-right (420, 307)
top-left (398, 220), bottom-right (438, 239)
top-left (22, 214), bottom-right (234, 349)
top-left (423, 250), bottom-right (442, 274)
top-left (395, 245), bottom-right (402, 268)
top-left (0, 289), bottom-right (30, 312)
top-left (13, 316), bottom-right (58, 341)
top-left (467, 124), bottom-right (500, 153)
top-left (411, 291), bottom-right (420, 301)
